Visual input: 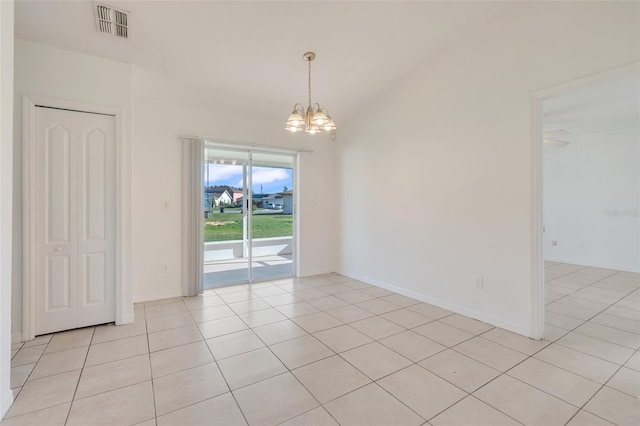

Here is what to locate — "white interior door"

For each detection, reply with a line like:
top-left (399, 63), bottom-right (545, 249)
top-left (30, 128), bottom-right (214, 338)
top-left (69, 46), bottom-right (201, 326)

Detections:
top-left (34, 107), bottom-right (116, 335)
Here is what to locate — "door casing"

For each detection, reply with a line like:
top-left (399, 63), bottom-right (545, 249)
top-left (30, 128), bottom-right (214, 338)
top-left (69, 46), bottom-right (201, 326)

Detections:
top-left (22, 95), bottom-right (132, 341)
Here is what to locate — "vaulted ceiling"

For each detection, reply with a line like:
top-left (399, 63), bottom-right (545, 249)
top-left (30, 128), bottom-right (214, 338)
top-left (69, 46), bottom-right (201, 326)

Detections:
top-left (15, 1), bottom-right (511, 121)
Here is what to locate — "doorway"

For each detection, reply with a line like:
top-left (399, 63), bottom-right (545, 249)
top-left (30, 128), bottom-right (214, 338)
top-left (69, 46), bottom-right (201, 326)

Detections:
top-left (531, 64), bottom-right (640, 339)
top-left (202, 146), bottom-right (296, 288)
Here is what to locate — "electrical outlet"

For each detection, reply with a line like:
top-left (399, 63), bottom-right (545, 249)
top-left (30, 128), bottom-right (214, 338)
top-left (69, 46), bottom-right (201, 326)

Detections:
top-left (475, 276), bottom-right (484, 289)
top-left (551, 240), bottom-right (558, 246)
top-left (162, 264), bottom-right (168, 274)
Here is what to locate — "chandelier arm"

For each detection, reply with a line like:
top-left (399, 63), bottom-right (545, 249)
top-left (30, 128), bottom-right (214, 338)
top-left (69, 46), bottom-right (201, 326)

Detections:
top-left (308, 59), bottom-right (312, 108)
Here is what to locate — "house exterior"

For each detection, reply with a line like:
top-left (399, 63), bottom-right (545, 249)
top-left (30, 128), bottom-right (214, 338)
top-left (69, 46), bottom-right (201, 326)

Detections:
top-left (211, 189), bottom-right (232, 207)
top-left (281, 190), bottom-right (293, 214)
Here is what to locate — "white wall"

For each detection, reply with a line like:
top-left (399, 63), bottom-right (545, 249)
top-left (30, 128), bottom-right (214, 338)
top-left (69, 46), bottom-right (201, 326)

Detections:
top-left (0, 1), bottom-right (14, 418)
top-left (337, 2), bottom-right (639, 336)
top-left (544, 128), bottom-right (639, 272)
top-left (12, 40), bottom-right (134, 340)
top-left (131, 73), bottom-right (337, 302)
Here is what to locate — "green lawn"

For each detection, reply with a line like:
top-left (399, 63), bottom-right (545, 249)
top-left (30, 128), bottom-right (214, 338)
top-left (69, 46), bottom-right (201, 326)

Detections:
top-left (204, 212), bottom-right (293, 242)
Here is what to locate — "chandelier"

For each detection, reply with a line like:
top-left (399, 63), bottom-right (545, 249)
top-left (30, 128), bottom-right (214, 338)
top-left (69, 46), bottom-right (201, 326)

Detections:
top-left (285, 52), bottom-right (336, 135)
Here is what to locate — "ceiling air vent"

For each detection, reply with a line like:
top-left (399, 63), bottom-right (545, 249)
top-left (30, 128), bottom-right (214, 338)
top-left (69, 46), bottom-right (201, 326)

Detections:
top-left (94, 2), bottom-right (130, 39)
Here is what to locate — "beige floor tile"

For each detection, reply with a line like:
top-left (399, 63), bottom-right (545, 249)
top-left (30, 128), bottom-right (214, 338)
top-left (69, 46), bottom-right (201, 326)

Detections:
top-left (227, 298), bottom-right (271, 315)
top-left (584, 386), bottom-right (640, 426)
top-left (10, 345), bottom-right (46, 367)
top-left (474, 375), bottom-right (577, 426)
top-left (624, 350), bottom-right (640, 371)
top-left (543, 324), bottom-right (570, 342)
top-left (605, 305), bottom-right (640, 321)
top-left (270, 335), bottom-right (334, 369)
top-left (413, 322), bottom-right (474, 347)
top-left (44, 328), bottom-right (94, 354)
top-left (205, 329), bottom-right (265, 360)
top-left (356, 298), bottom-right (401, 315)
top-left (144, 301), bottom-right (188, 318)
top-left (545, 311), bottom-right (584, 330)
top-left (439, 314), bottom-right (494, 335)
top-left (482, 328), bottom-right (550, 355)
top-left (239, 308), bottom-right (287, 328)
top-left (558, 295), bottom-right (611, 312)
top-left (324, 382), bottom-right (423, 426)
top-left (145, 296), bottom-right (183, 307)
top-left (198, 316), bottom-right (248, 339)
top-left (575, 321), bottom-right (640, 350)
top-left (75, 354), bottom-right (151, 399)
top-left (252, 285), bottom-right (287, 297)
top-left (607, 367), bottom-right (640, 397)
top-left (233, 372), bottom-right (319, 425)
top-left (150, 341), bottom-right (213, 378)
top-left (547, 302), bottom-right (601, 320)
top-left (381, 308), bottom-right (433, 328)
top-left (261, 293), bottom-right (301, 307)
top-left (292, 312), bottom-right (343, 333)
top-left (341, 341), bottom-right (412, 380)
top-left (566, 410), bottom-right (615, 426)
top-left (321, 284), bottom-right (354, 296)
top-left (153, 362), bottom-right (229, 416)
top-left (148, 324), bottom-right (203, 352)
top-left (29, 346), bottom-right (88, 380)
top-left (156, 392), bottom-right (247, 426)
top-left (419, 349), bottom-right (500, 393)
top-left (350, 316), bottom-right (405, 340)
top-left (453, 337), bottom-right (527, 371)
top-left (591, 313), bottom-right (640, 334)
top-left (430, 396), bottom-right (521, 426)
top-left (326, 305), bottom-right (375, 323)
top-left (220, 290), bottom-right (259, 304)
top-left (190, 304), bottom-right (236, 323)
top-left (313, 325), bottom-right (373, 353)
top-left (362, 286), bottom-right (394, 298)
top-left (218, 347), bottom-right (287, 390)
top-left (10, 363), bottom-right (35, 389)
top-left (534, 343), bottom-right (619, 384)
top-left (276, 301), bottom-right (320, 318)
top-left (336, 290), bottom-right (377, 304)
top-left (280, 407), bottom-right (339, 426)
top-left (507, 357), bottom-right (601, 406)
top-left (67, 381), bottom-right (154, 426)
top-left (92, 320), bottom-right (147, 344)
top-left (292, 288), bottom-right (330, 301)
top-left (182, 294), bottom-right (225, 310)
top-left (380, 294), bottom-right (421, 308)
top-left (22, 335), bottom-right (52, 348)
top-left (379, 330), bottom-right (446, 362)
top-left (292, 355), bottom-right (371, 403)
top-left (0, 402), bottom-right (70, 426)
top-left (6, 370), bottom-right (80, 418)
top-left (557, 332), bottom-right (634, 364)
top-left (409, 303), bottom-right (454, 319)
top-left (309, 295), bottom-right (350, 311)
top-left (85, 334), bottom-right (149, 367)
top-left (252, 319), bottom-right (307, 345)
top-left (379, 364), bottom-right (466, 420)
top-left (214, 284), bottom-right (249, 295)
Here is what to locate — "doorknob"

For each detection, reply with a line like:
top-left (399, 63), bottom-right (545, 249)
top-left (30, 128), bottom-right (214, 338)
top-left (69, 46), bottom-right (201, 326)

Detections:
top-left (55, 247), bottom-right (62, 252)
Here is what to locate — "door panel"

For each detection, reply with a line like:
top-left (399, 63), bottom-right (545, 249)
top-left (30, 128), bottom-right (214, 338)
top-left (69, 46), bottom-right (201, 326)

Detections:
top-left (34, 107), bottom-right (116, 334)
top-left (36, 108), bottom-right (78, 334)
top-left (77, 113), bottom-right (116, 327)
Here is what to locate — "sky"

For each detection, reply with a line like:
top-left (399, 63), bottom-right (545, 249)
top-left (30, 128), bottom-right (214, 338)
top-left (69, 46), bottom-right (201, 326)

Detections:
top-left (205, 164), bottom-right (293, 194)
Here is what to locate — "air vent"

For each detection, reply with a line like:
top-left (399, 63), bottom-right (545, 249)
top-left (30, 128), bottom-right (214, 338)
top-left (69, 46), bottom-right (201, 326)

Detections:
top-left (94, 2), bottom-right (130, 39)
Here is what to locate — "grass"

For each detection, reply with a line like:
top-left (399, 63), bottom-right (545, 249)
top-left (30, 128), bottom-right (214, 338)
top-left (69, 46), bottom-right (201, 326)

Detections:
top-left (204, 212), bottom-right (293, 242)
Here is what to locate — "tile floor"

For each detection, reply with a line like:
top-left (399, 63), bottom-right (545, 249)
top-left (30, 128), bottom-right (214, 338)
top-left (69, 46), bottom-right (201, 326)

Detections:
top-left (3, 263), bottom-right (639, 425)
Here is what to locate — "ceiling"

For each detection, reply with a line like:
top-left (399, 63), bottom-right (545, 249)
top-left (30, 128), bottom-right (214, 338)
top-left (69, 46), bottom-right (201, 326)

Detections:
top-left (543, 73), bottom-right (640, 138)
top-left (15, 1), bottom-right (511, 122)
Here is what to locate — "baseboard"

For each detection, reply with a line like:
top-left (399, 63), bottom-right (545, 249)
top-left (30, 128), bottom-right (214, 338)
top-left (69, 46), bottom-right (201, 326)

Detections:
top-left (298, 266), bottom-right (337, 278)
top-left (116, 315), bottom-right (134, 326)
top-left (11, 332), bottom-right (22, 344)
top-left (544, 257), bottom-right (640, 273)
top-left (133, 291), bottom-right (184, 304)
top-left (337, 269), bottom-right (532, 338)
top-left (1, 390), bottom-right (14, 421)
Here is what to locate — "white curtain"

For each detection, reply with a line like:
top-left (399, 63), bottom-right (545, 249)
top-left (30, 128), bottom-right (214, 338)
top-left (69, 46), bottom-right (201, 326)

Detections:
top-left (182, 138), bottom-right (204, 296)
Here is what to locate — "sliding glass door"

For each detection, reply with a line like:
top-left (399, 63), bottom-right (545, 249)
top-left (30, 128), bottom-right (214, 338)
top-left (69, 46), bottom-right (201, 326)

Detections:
top-left (202, 146), bottom-right (295, 289)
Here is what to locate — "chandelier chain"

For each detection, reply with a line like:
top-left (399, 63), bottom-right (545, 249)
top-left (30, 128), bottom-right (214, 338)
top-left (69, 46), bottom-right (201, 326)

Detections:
top-left (308, 59), bottom-right (312, 107)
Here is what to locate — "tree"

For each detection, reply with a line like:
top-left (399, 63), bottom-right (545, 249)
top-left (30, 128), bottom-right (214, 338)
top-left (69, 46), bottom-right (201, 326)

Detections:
top-left (283, 185), bottom-right (289, 192)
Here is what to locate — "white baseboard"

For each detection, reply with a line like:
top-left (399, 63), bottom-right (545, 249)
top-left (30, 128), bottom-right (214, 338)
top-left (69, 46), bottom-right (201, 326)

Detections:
top-left (544, 257), bottom-right (640, 273)
top-left (298, 266), bottom-right (337, 278)
top-left (11, 332), bottom-right (23, 344)
top-left (133, 291), bottom-right (184, 304)
top-left (337, 269), bottom-right (532, 338)
top-left (1, 390), bottom-right (14, 421)
top-left (116, 315), bottom-right (134, 326)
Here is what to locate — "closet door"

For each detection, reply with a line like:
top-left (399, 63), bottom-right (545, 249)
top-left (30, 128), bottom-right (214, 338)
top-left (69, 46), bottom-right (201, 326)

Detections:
top-left (34, 107), bottom-right (116, 335)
